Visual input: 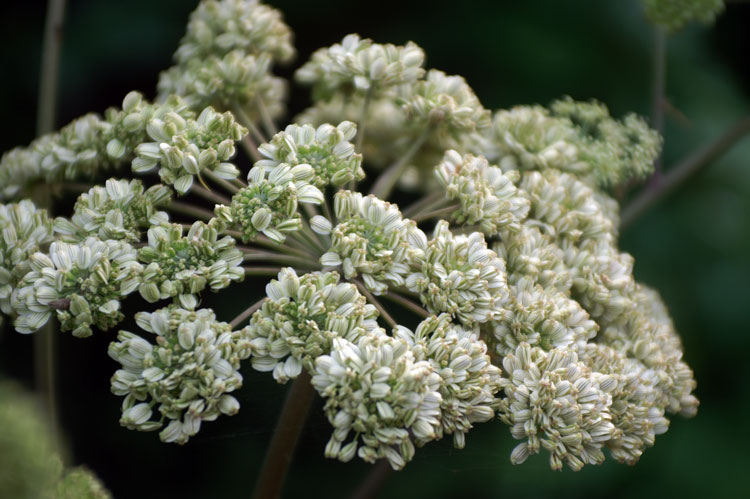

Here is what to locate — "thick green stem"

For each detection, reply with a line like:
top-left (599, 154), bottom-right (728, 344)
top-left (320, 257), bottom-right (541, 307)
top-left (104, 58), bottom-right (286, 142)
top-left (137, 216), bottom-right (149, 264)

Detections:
top-left (382, 291), bottom-right (430, 318)
top-left (621, 116), bottom-right (750, 229)
top-left (190, 184), bottom-right (231, 206)
top-left (202, 169), bottom-right (240, 195)
top-left (251, 371), bottom-right (316, 499)
top-left (256, 97), bottom-right (278, 139)
top-left (402, 190), bottom-right (445, 218)
top-left (241, 134), bottom-right (263, 162)
top-left (369, 127), bottom-right (431, 200)
top-left (168, 200), bottom-right (214, 221)
top-left (243, 266), bottom-right (285, 277)
top-left (243, 250), bottom-right (321, 269)
top-left (409, 204), bottom-right (458, 223)
top-left (355, 87), bottom-right (374, 153)
top-left (233, 105), bottom-right (267, 144)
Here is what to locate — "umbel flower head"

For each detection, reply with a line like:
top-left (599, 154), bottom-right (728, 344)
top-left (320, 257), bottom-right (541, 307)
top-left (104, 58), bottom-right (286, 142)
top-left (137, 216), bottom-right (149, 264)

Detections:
top-left (498, 343), bottom-right (616, 471)
top-left (407, 220), bottom-right (509, 326)
top-left (214, 163), bottom-right (323, 243)
top-left (295, 34), bottom-right (425, 100)
top-left (396, 313), bottom-right (502, 449)
top-left (257, 121), bottom-right (364, 188)
top-left (245, 268), bottom-right (380, 382)
top-left (643, 0), bottom-right (724, 32)
top-left (435, 150), bottom-right (530, 236)
top-left (174, 0), bottom-right (295, 65)
top-left (54, 178), bottom-right (171, 243)
top-left (13, 237), bottom-right (141, 337)
top-left (137, 221), bottom-right (243, 306)
top-left (319, 191), bottom-right (422, 295)
top-left (133, 107), bottom-right (246, 194)
top-left (312, 334), bottom-right (443, 470)
top-left (0, 200), bottom-right (55, 319)
top-left (157, 51), bottom-right (287, 122)
top-left (109, 306), bottom-right (252, 444)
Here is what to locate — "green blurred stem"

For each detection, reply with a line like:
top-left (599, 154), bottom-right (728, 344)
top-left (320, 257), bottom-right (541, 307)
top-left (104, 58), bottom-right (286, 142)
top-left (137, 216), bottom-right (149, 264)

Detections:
top-left (190, 183), bottom-right (231, 206)
top-left (251, 370), bottom-right (316, 499)
top-left (233, 105), bottom-right (268, 144)
top-left (651, 27), bottom-right (666, 176)
top-left (621, 116), bottom-right (750, 230)
top-left (256, 97), bottom-right (278, 139)
top-left (202, 169), bottom-right (240, 194)
top-left (243, 266), bottom-right (285, 277)
top-left (241, 134), bottom-right (263, 162)
top-left (369, 127), bottom-right (432, 200)
top-left (355, 87), bottom-right (374, 153)
top-left (242, 250), bottom-right (321, 269)
top-left (402, 190), bottom-right (445, 218)
top-left (34, 0), bottom-right (67, 447)
top-left (410, 204), bottom-right (458, 223)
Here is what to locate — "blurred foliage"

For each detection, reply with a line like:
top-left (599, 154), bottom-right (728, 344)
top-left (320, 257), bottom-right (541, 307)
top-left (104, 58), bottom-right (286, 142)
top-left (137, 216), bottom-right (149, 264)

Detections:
top-left (1, 0), bottom-right (749, 497)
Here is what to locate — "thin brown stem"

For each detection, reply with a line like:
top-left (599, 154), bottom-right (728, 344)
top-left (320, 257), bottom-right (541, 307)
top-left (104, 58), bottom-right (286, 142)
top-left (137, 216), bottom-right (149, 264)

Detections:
top-left (349, 460), bottom-right (393, 499)
top-left (229, 297), bottom-right (266, 328)
top-left (382, 291), bottom-right (430, 318)
top-left (168, 200), bottom-right (214, 221)
top-left (241, 135), bottom-right (263, 162)
top-left (251, 371), bottom-right (316, 499)
top-left (621, 116), bottom-right (750, 229)
top-left (353, 280), bottom-right (397, 329)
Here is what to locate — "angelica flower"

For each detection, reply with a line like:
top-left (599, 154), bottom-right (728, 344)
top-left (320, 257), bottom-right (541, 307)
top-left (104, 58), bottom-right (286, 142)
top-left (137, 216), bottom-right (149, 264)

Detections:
top-left (245, 268), bottom-right (379, 382)
top-left (109, 306), bottom-right (251, 444)
top-left (54, 178), bottom-right (171, 243)
top-left (406, 220), bottom-right (509, 326)
top-left (0, 200), bottom-right (55, 319)
top-left (132, 107), bottom-right (246, 194)
top-left (396, 313), bottom-right (502, 449)
top-left (435, 150), bottom-right (530, 236)
top-left (137, 221), bottom-right (243, 305)
top-left (312, 334), bottom-right (443, 470)
top-left (498, 343), bottom-right (616, 471)
top-left (257, 121), bottom-right (364, 188)
top-left (214, 163), bottom-right (323, 243)
top-left (13, 237), bottom-right (141, 337)
top-left (320, 191), bottom-right (422, 295)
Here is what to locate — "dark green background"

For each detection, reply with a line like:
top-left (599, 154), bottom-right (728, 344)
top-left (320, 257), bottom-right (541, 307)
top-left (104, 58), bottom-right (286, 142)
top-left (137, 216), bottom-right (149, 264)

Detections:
top-left (1, 1), bottom-right (749, 497)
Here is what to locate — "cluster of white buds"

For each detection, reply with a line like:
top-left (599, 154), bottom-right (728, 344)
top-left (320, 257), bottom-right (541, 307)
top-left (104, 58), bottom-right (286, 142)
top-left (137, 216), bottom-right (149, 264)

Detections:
top-left (396, 313), bottom-right (502, 449)
top-left (312, 334), bottom-right (443, 470)
top-left (215, 163), bottom-right (323, 243)
top-left (435, 150), bottom-right (530, 235)
top-left (244, 268), bottom-right (379, 382)
top-left (407, 220), bottom-right (509, 326)
top-left (319, 191), bottom-right (421, 295)
top-left (54, 178), bottom-right (171, 243)
top-left (13, 238), bottom-right (141, 337)
top-left (109, 306), bottom-right (251, 444)
top-left (138, 221), bottom-right (243, 305)
top-left (0, 200), bottom-right (55, 321)
top-left (257, 121), bottom-right (364, 188)
top-left (296, 34), bottom-right (425, 99)
top-left (133, 107), bottom-right (246, 194)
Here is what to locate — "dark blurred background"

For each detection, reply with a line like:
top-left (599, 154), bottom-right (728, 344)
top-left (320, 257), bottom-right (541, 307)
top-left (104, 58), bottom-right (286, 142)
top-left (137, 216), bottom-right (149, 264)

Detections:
top-left (1, 0), bottom-right (749, 497)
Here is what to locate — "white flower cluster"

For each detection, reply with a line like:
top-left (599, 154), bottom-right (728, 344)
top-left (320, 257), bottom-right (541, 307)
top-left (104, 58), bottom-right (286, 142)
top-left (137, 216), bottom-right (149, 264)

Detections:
top-left (435, 150), bottom-right (530, 235)
top-left (13, 238), bottom-right (141, 337)
top-left (296, 34), bottom-right (425, 99)
top-left (109, 306), bottom-right (252, 444)
top-left (133, 107), bottom-right (246, 194)
top-left (319, 191), bottom-right (421, 295)
top-left (54, 178), bottom-right (171, 243)
top-left (0, 200), bottom-right (55, 321)
top-left (214, 163), bottom-right (323, 243)
top-left (257, 121), bottom-right (364, 188)
top-left (159, 0), bottom-right (293, 122)
top-left (407, 220), bottom-right (509, 326)
top-left (244, 268), bottom-right (379, 382)
top-left (0, 92), bottom-right (194, 200)
top-left (138, 221), bottom-right (243, 305)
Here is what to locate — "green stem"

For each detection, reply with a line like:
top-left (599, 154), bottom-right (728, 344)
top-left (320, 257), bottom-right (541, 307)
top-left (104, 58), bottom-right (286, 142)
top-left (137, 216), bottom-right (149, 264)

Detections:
top-left (243, 250), bottom-right (321, 269)
top-left (256, 97), bottom-right (278, 139)
top-left (251, 234), bottom-right (319, 259)
top-left (229, 297), bottom-right (266, 329)
top-left (243, 266), bottom-right (285, 277)
top-left (355, 87), bottom-right (374, 153)
top-left (369, 127), bottom-right (432, 200)
top-left (202, 169), bottom-right (240, 194)
top-left (251, 370), bottom-right (316, 499)
top-left (621, 116), bottom-right (750, 230)
top-left (241, 134), bottom-right (263, 162)
top-left (190, 183), bottom-right (231, 206)
top-left (402, 191), bottom-right (445, 218)
top-left (350, 460), bottom-right (393, 499)
top-left (233, 105), bottom-right (268, 144)
top-left (353, 280), bottom-right (397, 329)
